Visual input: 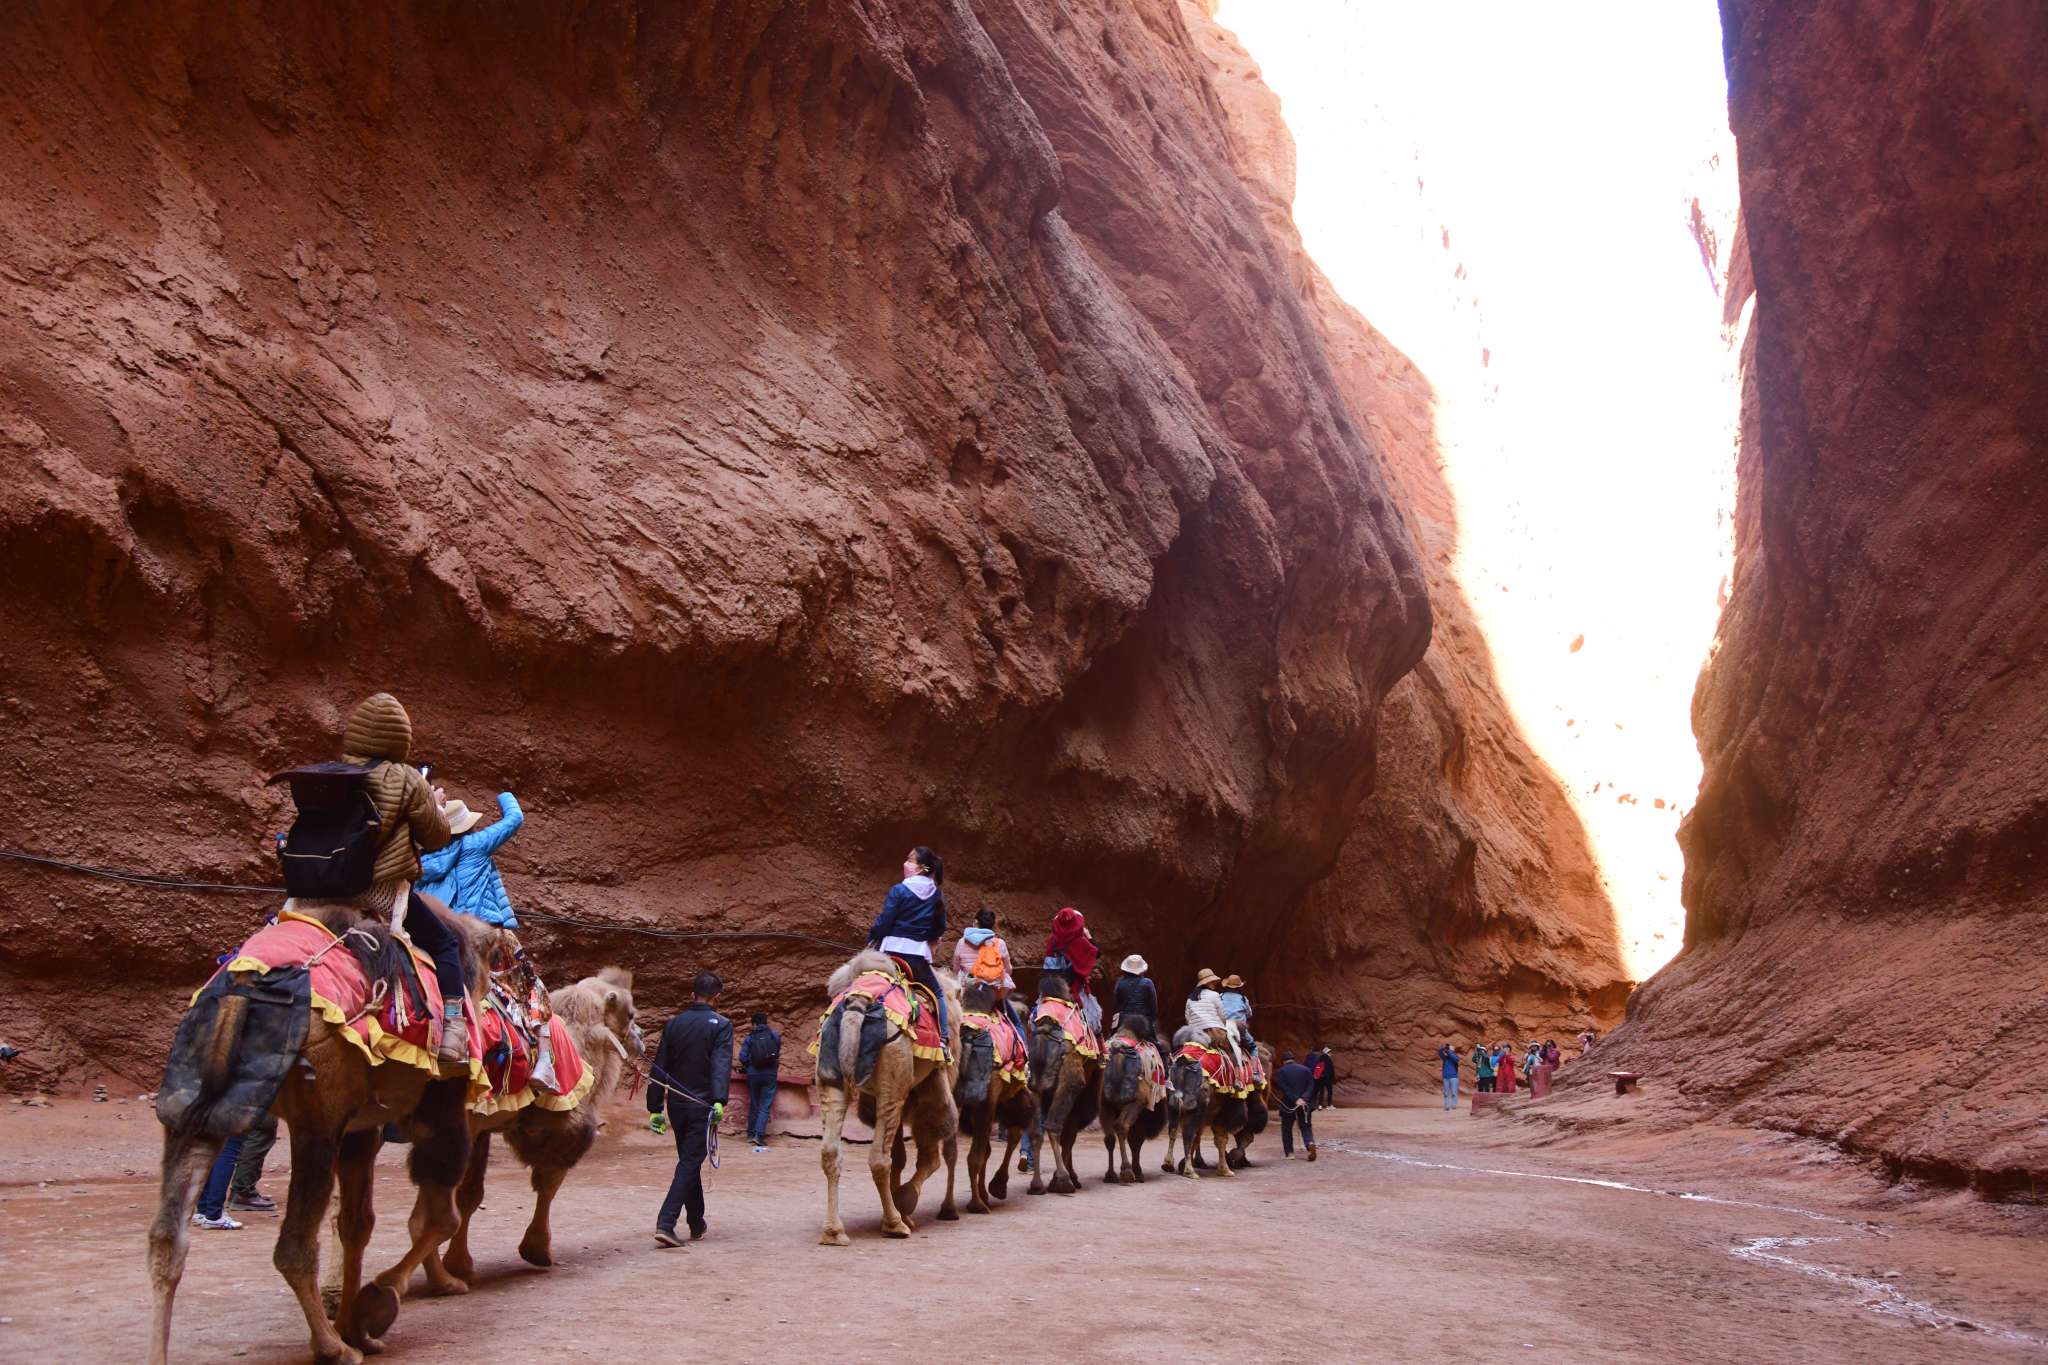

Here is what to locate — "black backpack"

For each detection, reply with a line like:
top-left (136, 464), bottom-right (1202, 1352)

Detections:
top-left (746, 1030), bottom-right (781, 1073)
top-left (269, 761), bottom-right (385, 898)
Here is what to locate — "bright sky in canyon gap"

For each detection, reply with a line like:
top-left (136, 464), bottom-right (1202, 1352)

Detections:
top-left (1217, 1), bottom-right (1740, 978)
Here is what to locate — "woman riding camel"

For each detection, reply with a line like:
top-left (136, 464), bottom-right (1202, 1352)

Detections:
top-left (1184, 968), bottom-right (1240, 1065)
top-left (866, 845), bottom-right (949, 1046)
top-left (1042, 906), bottom-right (1101, 1034)
top-left (952, 907), bottom-right (1027, 1041)
top-left (335, 691), bottom-right (467, 1064)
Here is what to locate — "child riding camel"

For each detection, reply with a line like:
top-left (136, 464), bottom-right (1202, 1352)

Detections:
top-left (333, 692), bottom-right (467, 1065)
top-left (953, 907), bottom-right (1027, 1042)
top-left (867, 846), bottom-right (949, 1047)
top-left (418, 788), bottom-right (560, 1089)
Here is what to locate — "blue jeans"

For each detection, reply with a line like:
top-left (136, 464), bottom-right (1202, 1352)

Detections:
top-left (1442, 1075), bottom-right (1460, 1109)
top-left (745, 1075), bottom-right (778, 1142)
top-left (197, 1135), bottom-right (246, 1220)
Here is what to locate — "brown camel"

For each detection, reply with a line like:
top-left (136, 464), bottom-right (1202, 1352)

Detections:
top-left (1162, 1027), bottom-right (1265, 1179)
top-left (377, 953), bottom-right (642, 1300)
top-left (1098, 1017), bottom-right (1169, 1185)
top-left (148, 896), bottom-right (482, 1365)
top-left (949, 980), bottom-right (1039, 1214)
top-left (1024, 978), bottom-right (1102, 1197)
top-left (816, 950), bottom-right (962, 1244)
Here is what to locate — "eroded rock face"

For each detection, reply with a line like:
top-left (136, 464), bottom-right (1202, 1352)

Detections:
top-left (1604, 0), bottom-right (2048, 1187)
top-left (0, 0), bottom-right (1435, 1084)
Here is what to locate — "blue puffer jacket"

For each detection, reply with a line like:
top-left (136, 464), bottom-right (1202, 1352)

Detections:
top-left (416, 792), bottom-right (524, 927)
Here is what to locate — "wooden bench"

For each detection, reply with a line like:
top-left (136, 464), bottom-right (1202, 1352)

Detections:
top-left (1608, 1070), bottom-right (1642, 1096)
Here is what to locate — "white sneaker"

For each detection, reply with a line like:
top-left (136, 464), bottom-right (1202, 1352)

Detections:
top-left (751, 1144), bottom-right (767, 1154)
top-left (192, 1212), bottom-right (243, 1230)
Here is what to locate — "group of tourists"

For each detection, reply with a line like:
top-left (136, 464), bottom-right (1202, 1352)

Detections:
top-left (1436, 1033), bottom-right (1593, 1109)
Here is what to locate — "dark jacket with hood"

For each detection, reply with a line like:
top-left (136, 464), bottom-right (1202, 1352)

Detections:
top-left (867, 875), bottom-right (946, 948)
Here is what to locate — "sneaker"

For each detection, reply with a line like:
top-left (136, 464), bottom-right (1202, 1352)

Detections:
top-left (688, 1220), bottom-right (707, 1241)
top-left (751, 1144), bottom-right (767, 1154)
top-left (1284, 1151), bottom-right (1295, 1160)
top-left (192, 1212), bottom-right (243, 1230)
top-left (228, 1190), bottom-right (277, 1212)
top-left (653, 1227), bottom-right (684, 1248)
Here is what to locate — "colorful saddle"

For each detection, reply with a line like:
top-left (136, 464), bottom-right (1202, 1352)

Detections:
top-left (813, 968), bottom-right (948, 1063)
top-left (1178, 1040), bottom-right (1256, 1097)
top-left (206, 910), bottom-right (488, 1101)
top-left (1107, 1035), bottom-right (1168, 1106)
top-left (960, 1009), bottom-right (1029, 1083)
top-left (473, 998), bottom-right (592, 1116)
top-left (1033, 995), bottom-right (1102, 1059)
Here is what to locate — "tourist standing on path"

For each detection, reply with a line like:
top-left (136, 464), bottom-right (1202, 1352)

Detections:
top-left (1313, 1044), bottom-right (1338, 1108)
top-left (1473, 1042), bottom-right (1496, 1093)
top-left (740, 1012), bottom-right (781, 1153)
top-left (227, 1112), bottom-right (279, 1211)
top-left (1274, 1050), bottom-right (1318, 1160)
top-left (648, 971), bottom-right (733, 1247)
top-left (867, 847), bottom-right (949, 1044)
top-left (1437, 1042), bottom-right (1461, 1109)
top-left (192, 1136), bottom-right (247, 1230)
top-left (1494, 1042), bottom-right (1517, 1095)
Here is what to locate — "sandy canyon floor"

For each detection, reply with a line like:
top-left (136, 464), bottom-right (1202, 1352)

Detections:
top-left (2, 1097), bottom-right (2043, 1363)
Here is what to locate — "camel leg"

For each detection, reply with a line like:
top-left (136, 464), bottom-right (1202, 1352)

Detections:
top-left (367, 1080), bottom-right (467, 1321)
top-left (965, 1100), bottom-right (993, 1215)
top-left (333, 1127), bottom-right (391, 1354)
top-left (934, 1094), bottom-right (961, 1222)
top-left (1056, 1104), bottom-right (1084, 1195)
top-left (1128, 1123), bottom-right (1147, 1184)
top-left (1045, 1073), bottom-right (1079, 1196)
top-left (146, 1127), bottom-right (220, 1365)
top-left (1102, 1115), bottom-right (1119, 1184)
top-left (818, 1081), bottom-right (853, 1246)
top-left (889, 1080), bottom-right (956, 1220)
top-left (282, 1124), bottom-right (361, 1365)
top-left (1211, 1122), bottom-right (1236, 1178)
top-left (868, 1056), bottom-right (913, 1237)
top-left (1025, 1100), bottom-right (1049, 1196)
top-left (519, 1162), bottom-right (570, 1268)
top-left (990, 1122), bottom-right (1019, 1202)
top-left (429, 1132), bottom-right (489, 1292)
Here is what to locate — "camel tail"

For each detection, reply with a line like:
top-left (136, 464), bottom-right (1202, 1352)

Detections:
top-left (198, 993), bottom-right (249, 1103)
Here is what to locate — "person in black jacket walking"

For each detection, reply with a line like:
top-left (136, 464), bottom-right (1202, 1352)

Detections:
top-left (648, 971), bottom-right (733, 1247)
top-left (740, 1012), bottom-right (781, 1152)
top-left (1274, 1051), bottom-right (1318, 1159)
top-left (1313, 1043), bottom-right (1338, 1109)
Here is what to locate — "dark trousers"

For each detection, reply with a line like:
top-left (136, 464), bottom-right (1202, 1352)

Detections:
top-left (405, 890), bottom-right (467, 1001)
top-left (231, 1111), bottom-right (279, 1195)
top-left (1314, 1075), bottom-right (1335, 1108)
top-left (1478, 1075), bottom-right (1496, 1092)
top-left (656, 1106), bottom-right (710, 1234)
top-left (1280, 1102), bottom-right (1314, 1155)
top-left (745, 1076), bottom-right (778, 1142)
top-left (197, 1135), bottom-right (246, 1219)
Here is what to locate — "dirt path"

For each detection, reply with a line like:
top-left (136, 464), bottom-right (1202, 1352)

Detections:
top-left (2, 1097), bottom-right (2043, 1362)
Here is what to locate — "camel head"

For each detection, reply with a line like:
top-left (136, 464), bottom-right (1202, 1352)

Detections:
top-left (554, 967), bottom-right (642, 1063)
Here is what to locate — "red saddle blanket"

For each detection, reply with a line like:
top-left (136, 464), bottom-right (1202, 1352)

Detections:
top-left (1178, 1040), bottom-right (1255, 1097)
top-left (1033, 996), bottom-right (1102, 1059)
top-left (960, 1010), bottom-right (1029, 1082)
top-left (210, 911), bottom-right (487, 1100)
top-left (819, 969), bottom-right (947, 1063)
top-left (473, 1004), bottom-right (592, 1115)
top-left (1107, 1036), bottom-right (1167, 1104)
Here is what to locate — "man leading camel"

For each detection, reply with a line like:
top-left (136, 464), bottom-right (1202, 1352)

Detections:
top-left (648, 971), bottom-right (733, 1247)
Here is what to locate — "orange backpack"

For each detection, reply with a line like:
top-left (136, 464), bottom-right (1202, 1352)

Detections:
top-left (970, 937), bottom-right (1008, 983)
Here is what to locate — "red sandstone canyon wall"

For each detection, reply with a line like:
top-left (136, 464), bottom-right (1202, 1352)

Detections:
top-left (1597, 0), bottom-right (2048, 1190)
top-left (0, 0), bottom-right (1432, 1084)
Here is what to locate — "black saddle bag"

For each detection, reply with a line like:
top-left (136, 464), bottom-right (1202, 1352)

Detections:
top-left (156, 964), bottom-right (311, 1137)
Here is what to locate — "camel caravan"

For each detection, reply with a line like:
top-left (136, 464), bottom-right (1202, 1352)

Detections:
top-left (147, 695), bottom-right (1304, 1363)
